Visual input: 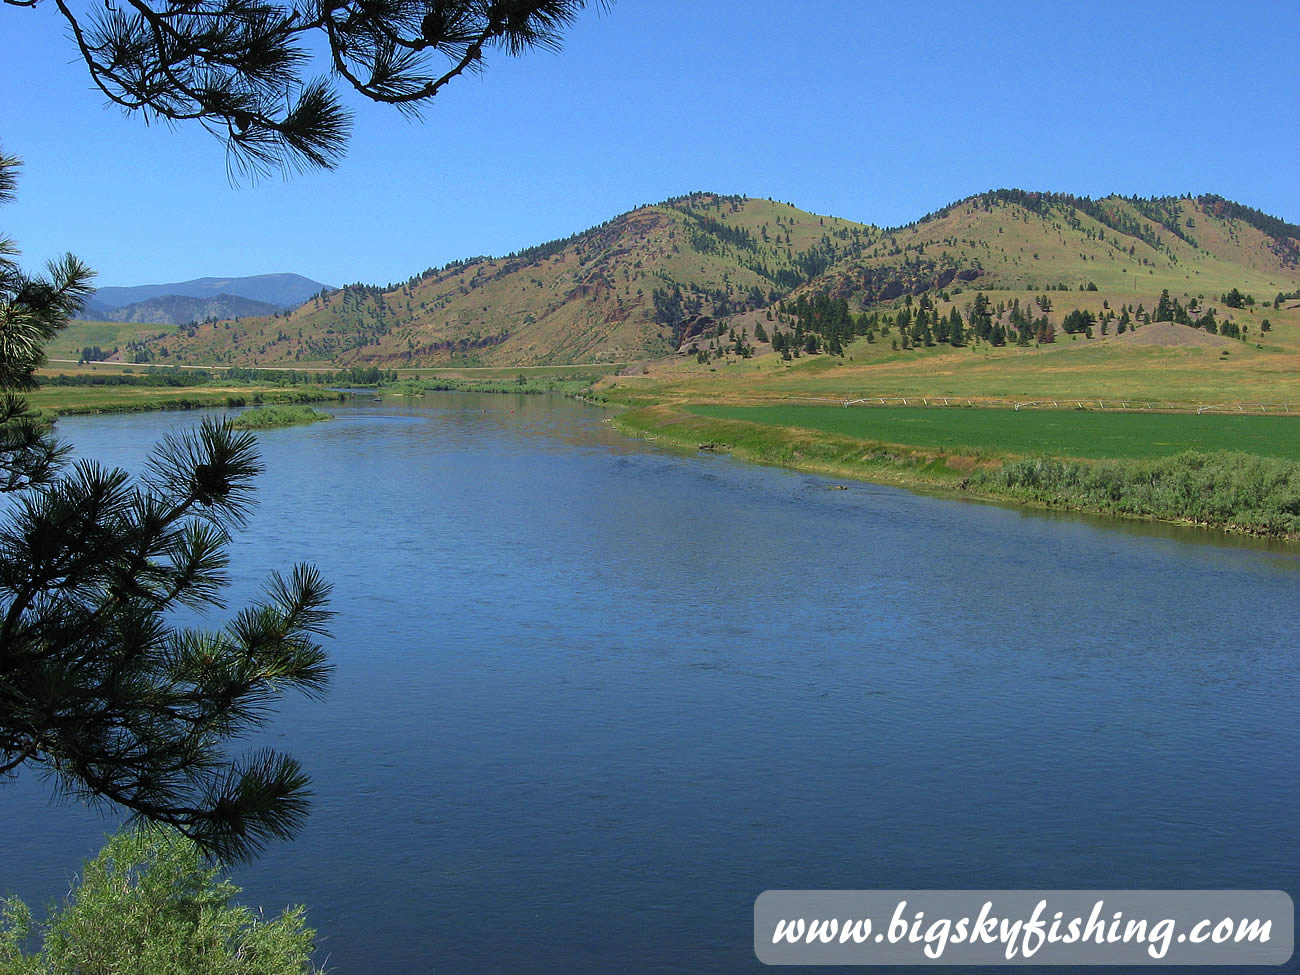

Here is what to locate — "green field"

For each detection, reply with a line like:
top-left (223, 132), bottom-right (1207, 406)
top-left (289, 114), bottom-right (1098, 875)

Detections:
top-left (686, 405), bottom-right (1300, 461)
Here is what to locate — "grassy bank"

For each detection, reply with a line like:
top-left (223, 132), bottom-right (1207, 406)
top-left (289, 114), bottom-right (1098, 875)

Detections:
top-left (25, 385), bottom-right (345, 416)
top-left (613, 404), bottom-right (1300, 539)
top-left (615, 404), bottom-right (976, 485)
top-left (229, 404), bottom-right (334, 429)
top-left (384, 375), bottom-right (601, 396)
top-left (401, 363), bottom-right (625, 381)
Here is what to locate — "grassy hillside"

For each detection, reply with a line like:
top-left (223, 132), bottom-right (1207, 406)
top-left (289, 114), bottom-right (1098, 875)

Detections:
top-left (596, 284), bottom-right (1300, 410)
top-left (797, 191), bottom-right (1298, 306)
top-left (42, 321), bottom-right (177, 362)
top-left (125, 189), bottom-right (1299, 379)
top-left (141, 193), bottom-right (877, 368)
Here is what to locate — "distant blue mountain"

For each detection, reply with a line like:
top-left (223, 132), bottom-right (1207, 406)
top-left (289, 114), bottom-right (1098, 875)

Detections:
top-left (90, 273), bottom-right (332, 312)
top-left (90, 293), bottom-right (284, 326)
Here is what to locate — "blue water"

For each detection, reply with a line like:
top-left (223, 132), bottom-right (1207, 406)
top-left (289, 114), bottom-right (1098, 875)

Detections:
top-left (2, 394), bottom-right (1297, 973)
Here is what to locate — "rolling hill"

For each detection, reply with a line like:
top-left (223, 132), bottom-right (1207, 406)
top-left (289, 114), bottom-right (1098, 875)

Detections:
top-left (795, 190), bottom-right (1297, 305)
top-left (87, 293), bottom-right (283, 326)
top-left (128, 191), bottom-right (1300, 369)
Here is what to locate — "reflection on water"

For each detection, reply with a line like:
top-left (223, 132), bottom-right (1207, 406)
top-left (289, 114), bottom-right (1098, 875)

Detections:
top-left (1, 393), bottom-right (1296, 974)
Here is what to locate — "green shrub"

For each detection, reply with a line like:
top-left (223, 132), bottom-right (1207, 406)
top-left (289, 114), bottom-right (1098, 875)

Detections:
top-left (974, 451), bottom-right (1300, 535)
top-left (229, 405), bottom-right (333, 430)
top-left (0, 828), bottom-right (319, 974)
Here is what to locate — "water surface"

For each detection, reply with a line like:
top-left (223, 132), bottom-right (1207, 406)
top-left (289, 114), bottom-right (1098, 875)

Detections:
top-left (2, 394), bottom-right (1296, 973)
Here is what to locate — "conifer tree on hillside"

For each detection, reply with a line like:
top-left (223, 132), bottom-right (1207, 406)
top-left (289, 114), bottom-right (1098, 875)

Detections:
top-left (1155, 289), bottom-right (1175, 322)
top-left (948, 307), bottom-right (965, 346)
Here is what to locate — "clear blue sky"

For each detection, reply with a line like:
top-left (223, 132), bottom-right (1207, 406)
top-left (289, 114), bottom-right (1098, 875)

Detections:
top-left (2, 0), bottom-right (1297, 289)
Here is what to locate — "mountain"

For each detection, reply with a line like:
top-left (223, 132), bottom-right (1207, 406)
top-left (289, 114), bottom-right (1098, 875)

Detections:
top-left (78, 297), bottom-right (116, 321)
top-left (140, 195), bottom-right (877, 366)
top-left (88, 273), bottom-right (331, 315)
top-left (788, 190), bottom-right (1300, 307)
top-left (135, 192), bottom-right (1300, 368)
top-left (90, 293), bottom-right (284, 326)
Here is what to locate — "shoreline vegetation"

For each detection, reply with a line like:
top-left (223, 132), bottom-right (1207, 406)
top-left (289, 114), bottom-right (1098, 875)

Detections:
top-left (587, 296), bottom-right (1300, 540)
top-left (27, 362), bottom-right (394, 416)
top-left (28, 364), bottom-right (360, 417)
top-left (609, 403), bottom-right (1300, 541)
top-left (229, 404), bottom-right (334, 429)
top-left (33, 362), bottom-right (1300, 541)
top-left (382, 373), bottom-right (614, 397)
top-left (26, 385), bottom-right (345, 417)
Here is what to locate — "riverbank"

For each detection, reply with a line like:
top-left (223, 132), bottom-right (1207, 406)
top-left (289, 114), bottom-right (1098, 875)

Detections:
top-left (612, 402), bottom-right (1300, 541)
top-left (29, 370), bottom-right (1300, 541)
top-left (382, 374), bottom-right (609, 397)
top-left (25, 385), bottom-right (346, 417)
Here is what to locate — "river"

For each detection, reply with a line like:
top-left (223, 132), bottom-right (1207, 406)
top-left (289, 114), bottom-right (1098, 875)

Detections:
top-left (2, 393), bottom-right (1296, 972)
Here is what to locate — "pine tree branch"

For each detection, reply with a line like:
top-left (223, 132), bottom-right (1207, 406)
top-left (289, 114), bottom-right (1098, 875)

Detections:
top-left (29, 0), bottom-right (605, 176)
